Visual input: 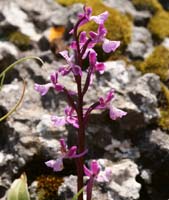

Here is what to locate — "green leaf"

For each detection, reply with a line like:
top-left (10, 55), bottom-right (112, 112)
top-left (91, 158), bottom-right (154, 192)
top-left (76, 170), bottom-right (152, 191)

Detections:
top-left (72, 187), bottom-right (84, 200)
top-left (7, 173), bottom-right (30, 200)
top-left (0, 56), bottom-right (44, 90)
top-left (0, 80), bottom-right (26, 122)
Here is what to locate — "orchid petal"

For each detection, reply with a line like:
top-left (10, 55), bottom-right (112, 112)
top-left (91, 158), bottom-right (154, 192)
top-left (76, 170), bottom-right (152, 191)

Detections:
top-left (72, 65), bottom-right (82, 76)
top-left (79, 31), bottom-right (88, 44)
top-left (90, 160), bottom-right (100, 176)
top-left (51, 115), bottom-right (66, 126)
top-left (45, 158), bottom-right (64, 172)
top-left (105, 89), bottom-right (115, 103)
top-left (60, 138), bottom-right (67, 153)
top-left (34, 83), bottom-right (53, 96)
top-left (50, 71), bottom-right (58, 84)
top-left (66, 146), bottom-right (77, 157)
top-left (102, 39), bottom-right (120, 53)
top-left (109, 106), bottom-right (127, 120)
top-left (95, 62), bottom-right (105, 74)
top-left (96, 167), bottom-right (112, 183)
top-left (59, 66), bottom-right (71, 76)
top-left (89, 51), bottom-right (97, 66)
top-left (59, 50), bottom-right (70, 61)
top-left (54, 83), bottom-right (64, 92)
top-left (70, 41), bottom-right (77, 49)
top-left (91, 11), bottom-right (109, 24)
top-left (84, 165), bottom-right (92, 177)
top-left (66, 116), bottom-right (79, 128)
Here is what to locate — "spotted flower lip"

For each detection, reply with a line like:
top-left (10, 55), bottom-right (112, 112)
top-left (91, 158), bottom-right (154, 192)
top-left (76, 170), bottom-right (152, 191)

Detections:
top-left (51, 106), bottom-right (79, 128)
top-left (102, 39), bottom-right (121, 53)
top-left (34, 71), bottom-right (64, 96)
top-left (59, 50), bottom-right (82, 76)
top-left (45, 139), bottom-right (88, 172)
top-left (89, 50), bottom-right (106, 74)
top-left (97, 89), bottom-right (127, 120)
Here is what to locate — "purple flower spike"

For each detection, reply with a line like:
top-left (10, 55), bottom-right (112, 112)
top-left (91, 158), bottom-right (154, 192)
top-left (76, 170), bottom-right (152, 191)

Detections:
top-left (102, 39), bottom-right (120, 53)
top-left (34, 83), bottom-right (53, 96)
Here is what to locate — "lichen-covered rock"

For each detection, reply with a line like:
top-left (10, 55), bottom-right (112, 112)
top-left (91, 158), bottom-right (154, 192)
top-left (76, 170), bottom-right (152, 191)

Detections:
top-left (135, 128), bottom-right (169, 199)
top-left (127, 26), bottom-right (153, 59)
top-left (0, 1), bottom-right (40, 41)
top-left (8, 31), bottom-right (31, 51)
top-left (103, 0), bottom-right (152, 26)
top-left (158, 0), bottom-right (169, 10)
top-left (132, 0), bottom-right (163, 13)
top-left (128, 73), bottom-right (161, 123)
top-left (57, 0), bottom-right (85, 6)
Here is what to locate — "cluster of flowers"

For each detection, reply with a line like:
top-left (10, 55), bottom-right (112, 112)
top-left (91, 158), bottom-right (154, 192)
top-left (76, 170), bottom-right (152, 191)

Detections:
top-left (35, 6), bottom-right (126, 200)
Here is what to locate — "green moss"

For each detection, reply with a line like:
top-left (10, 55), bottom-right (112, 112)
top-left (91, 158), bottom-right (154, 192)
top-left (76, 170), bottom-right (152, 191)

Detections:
top-left (132, 0), bottom-right (163, 13)
top-left (159, 108), bottom-right (169, 130)
top-left (8, 31), bottom-right (31, 50)
top-left (37, 175), bottom-right (63, 200)
top-left (148, 11), bottom-right (169, 40)
top-left (140, 46), bottom-right (169, 81)
top-left (56, 0), bottom-right (85, 6)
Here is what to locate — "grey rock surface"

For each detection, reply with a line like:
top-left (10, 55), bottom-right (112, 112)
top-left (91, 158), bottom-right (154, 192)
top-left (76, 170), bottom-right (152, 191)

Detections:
top-left (127, 26), bottom-right (153, 59)
top-left (102, 0), bottom-right (151, 25)
top-left (0, 1), bottom-right (40, 41)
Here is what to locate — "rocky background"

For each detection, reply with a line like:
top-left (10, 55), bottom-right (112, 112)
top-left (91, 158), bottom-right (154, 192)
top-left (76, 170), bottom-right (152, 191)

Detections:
top-left (0, 0), bottom-right (169, 199)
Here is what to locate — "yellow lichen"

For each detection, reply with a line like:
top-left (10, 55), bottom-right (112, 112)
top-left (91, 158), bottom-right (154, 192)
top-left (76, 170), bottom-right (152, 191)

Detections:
top-left (8, 31), bottom-right (31, 50)
top-left (56, 0), bottom-right (85, 6)
top-left (148, 10), bottom-right (169, 40)
top-left (140, 46), bottom-right (169, 81)
top-left (158, 83), bottom-right (169, 130)
top-left (48, 26), bottom-right (65, 42)
top-left (37, 175), bottom-right (64, 200)
top-left (132, 0), bottom-right (163, 13)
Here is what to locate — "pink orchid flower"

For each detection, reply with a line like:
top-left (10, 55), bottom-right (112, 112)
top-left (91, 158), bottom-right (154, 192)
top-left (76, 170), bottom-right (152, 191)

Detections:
top-left (34, 71), bottom-right (63, 96)
top-left (59, 50), bottom-right (82, 76)
top-left (51, 106), bottom-right (79, 128)
top-left (98, 89), bottom-right (127, 120)
top-left (84, 160), bottom-right (112, 200)
top-left (46, 138), bottom-right (87, 172)
top-left (77, 6), bottom-right (108, 27)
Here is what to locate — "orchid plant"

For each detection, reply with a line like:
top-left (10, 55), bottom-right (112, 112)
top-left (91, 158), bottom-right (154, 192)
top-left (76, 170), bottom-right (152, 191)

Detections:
top-left (35, 6), bottom-right (126, 200)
